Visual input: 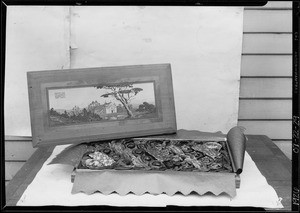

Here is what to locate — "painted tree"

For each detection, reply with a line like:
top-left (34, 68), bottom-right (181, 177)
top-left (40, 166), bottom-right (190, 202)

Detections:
top-left (96, 83), bottom-right (143, 118)
top-left (137, 102), bottom-right (156, 113)
top-left (62, 110), bottom-right (69, 118)
top-left (49, 108), bottom-right (59, 116)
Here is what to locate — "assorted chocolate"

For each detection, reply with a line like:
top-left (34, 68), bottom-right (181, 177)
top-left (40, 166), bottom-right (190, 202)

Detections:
top-left (78, 138), bottom-right (233, 173)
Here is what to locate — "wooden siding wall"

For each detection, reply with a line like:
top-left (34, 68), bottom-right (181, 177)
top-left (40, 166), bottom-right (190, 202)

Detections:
top-left (240, 1), bottom-right (292, 160)
top-left (5, 136), bottom-right (36, 186)
top-left (5, 1), bottom-right (292, 185)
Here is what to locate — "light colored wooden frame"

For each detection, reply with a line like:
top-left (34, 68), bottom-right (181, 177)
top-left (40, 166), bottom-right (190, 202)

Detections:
top-left (27, 64), bottom-right (176, 147)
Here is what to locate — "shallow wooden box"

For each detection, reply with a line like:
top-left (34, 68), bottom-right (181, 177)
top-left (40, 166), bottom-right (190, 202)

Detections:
top-left (70, 134), bottom-right (242, 189)
top-left (27, 63), bottom-right (244, 196)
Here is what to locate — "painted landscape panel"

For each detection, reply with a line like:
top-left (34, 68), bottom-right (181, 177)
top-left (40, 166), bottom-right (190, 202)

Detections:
top-left (47, 82), bottom-right (157, 126)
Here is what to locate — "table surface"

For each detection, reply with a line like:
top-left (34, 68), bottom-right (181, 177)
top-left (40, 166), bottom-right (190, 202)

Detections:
top-left (5, 135), bottom-right (292, 211)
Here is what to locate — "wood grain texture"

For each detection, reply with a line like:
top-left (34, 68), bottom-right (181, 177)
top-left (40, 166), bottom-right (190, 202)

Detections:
top-left (241, 55), bottom-right (292, 76)
top-left (242, 34), bottom-right (292, 54)
top-left (240, 78), bottom-right (292, 98)
top-left (243, 10), bottom-right (292, 32)
top-left (5, 141), bottom-right (36, 161)
top-left (238, 121), bottom-right (291, 140)
top-left (238, 99), bottom-right (292, 119)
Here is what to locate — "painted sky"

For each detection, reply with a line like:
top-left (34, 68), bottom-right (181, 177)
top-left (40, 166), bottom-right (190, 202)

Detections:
top-left (48, 82), bottom-right (155, 110)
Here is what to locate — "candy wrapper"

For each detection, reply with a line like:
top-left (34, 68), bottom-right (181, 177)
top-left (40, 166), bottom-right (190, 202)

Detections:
top-left (49, 127), bottom-right (246, 197)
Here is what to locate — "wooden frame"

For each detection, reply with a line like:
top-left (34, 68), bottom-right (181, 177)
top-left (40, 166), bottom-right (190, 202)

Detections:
top-left (27, 64), bottom-right (177, 147)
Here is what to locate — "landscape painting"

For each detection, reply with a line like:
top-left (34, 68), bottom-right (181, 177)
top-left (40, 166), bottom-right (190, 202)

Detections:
top-left (47, 82), bottom-right (157, 126)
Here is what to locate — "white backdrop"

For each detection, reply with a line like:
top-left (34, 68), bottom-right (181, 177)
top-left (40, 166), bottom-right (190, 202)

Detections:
top-left (5, 6), bottom-right (244, 136)
top-left (5, 6), bottom-right (70, 136)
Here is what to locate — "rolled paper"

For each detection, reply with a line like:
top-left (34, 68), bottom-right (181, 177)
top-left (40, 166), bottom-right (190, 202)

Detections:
top-left (48, 143), bottom-right (88, 167)
top-left (226, 126), bottom-right (247, 174)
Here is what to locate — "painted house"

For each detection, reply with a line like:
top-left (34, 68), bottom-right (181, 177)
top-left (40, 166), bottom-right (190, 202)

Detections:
top-left (103, 102), bottom-right (117, 114)
top-left (87, 101), bottom-right (117, 115)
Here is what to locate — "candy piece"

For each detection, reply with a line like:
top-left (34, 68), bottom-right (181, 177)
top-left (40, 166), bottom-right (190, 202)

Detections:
top-left (185, 155), bottom-right (209, 171)
top-left (112, 154), bottom-right (120, 161)
top-left (144, 146), bottom-right (170, 161)
top-left (152, 161), bottom-right (162, 167)
top-left (210, 163), bottom-right (222, 170)
top-left (150, 160), bottom-right (166, 170)
top-left (87, 151), bottom-right (115, 167)
top-left (103, 148), bottom-right (111, 154)
top-left (169, 145), bottom-right (185, 156)
top-left (142, 155), bottom-right (152, 162)
top-left (205, 142), bottom-right (222, 150)
top-left (126, 142), bottom-right (135, 149)
top-left (132, 155), bottom-right (149, 168)
top-left (164, 160), bottom-right (174, 169)
top-left (181, 144), bottom-right (193, 153)
top-left (85, 158), bottom-right (93, 166)
top-left (192, 143), bottom-right (220, 159)
top-left (201, 156), bottom-right (214, 165)
top-left (133, 148), bottom-right (144, 155)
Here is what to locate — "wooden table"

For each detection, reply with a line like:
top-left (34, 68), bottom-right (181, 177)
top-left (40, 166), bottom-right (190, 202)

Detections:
top-left (5, 135), bottom-right (292, 211)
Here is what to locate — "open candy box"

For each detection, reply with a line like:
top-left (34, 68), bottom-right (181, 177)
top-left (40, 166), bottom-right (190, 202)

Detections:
top-left (49, 127), bottom-right (246, 197)
top-left (27, 64), bottom-right (246, 197)
top-left (78, 139), bottom-right (233, 173)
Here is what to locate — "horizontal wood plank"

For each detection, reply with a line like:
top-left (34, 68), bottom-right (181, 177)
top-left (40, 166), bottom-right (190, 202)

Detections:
top-left (238, 120), bottom-right (291, 140)
top-left (244, 10), bottom-right (292, 32)
top-left (242, 34), bottom-right (292, 54)
top-left (273, 140), bottom-right (292, 160)
top-left (5, 141), bottom-right (36, 161)
top-left (241, 55), bottom-right (292, 76)
top-left (238, 99), bottom-right (292, 119)
top-left (5, 161), bottom-right (26, 181)
top-left (245, 1), bottom-right (292, 9)
top-left (5, 135), bottom-right (32, 141)
top-left (240, 78), bottom-right (292, 98)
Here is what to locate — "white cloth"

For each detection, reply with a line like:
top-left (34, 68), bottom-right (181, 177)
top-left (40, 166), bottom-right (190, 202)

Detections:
top-left (17, 145), bottom-right (283, 208)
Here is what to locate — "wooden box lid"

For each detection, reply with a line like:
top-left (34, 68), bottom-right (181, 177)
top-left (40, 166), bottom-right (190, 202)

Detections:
top-left (27, 64), bottom-right (177, 147)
